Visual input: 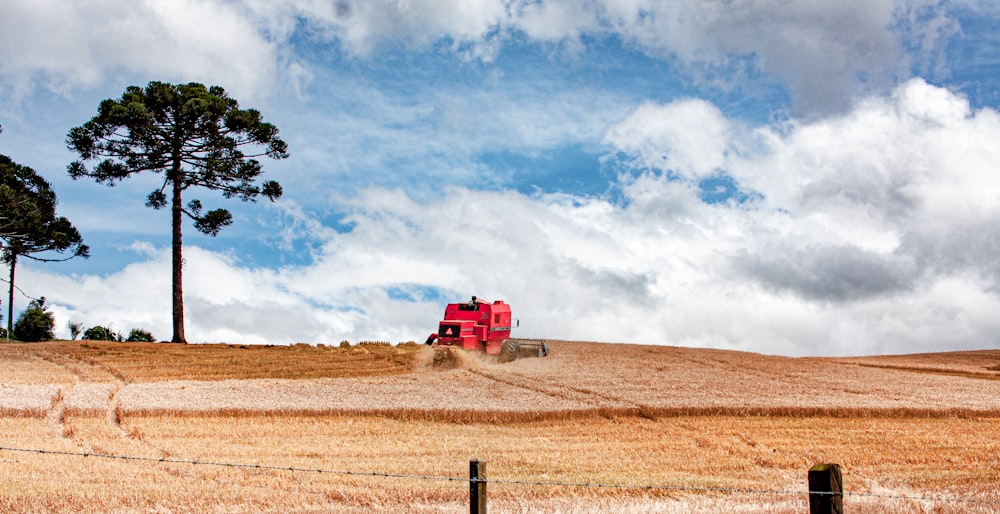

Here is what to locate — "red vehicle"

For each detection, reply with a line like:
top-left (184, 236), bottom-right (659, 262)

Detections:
top-left (425, 296), bottom-right (548, 362)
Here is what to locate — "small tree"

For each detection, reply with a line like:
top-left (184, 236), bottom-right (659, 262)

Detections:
top-left (68, 321), bottom-right (84, 340)
top-left (67, 81), bottom-right (288, 343)
top-left (125, 328), bottom-right (155, 342)
top-left (13, 297), bottom-right (55, 342)
top-left (83, 325), bottom-right (121, 342)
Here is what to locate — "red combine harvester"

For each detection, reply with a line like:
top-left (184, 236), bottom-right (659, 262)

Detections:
top-left (425, 296), bottom-right (549, 362)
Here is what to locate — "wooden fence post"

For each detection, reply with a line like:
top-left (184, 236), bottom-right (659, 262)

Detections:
top-left (808, 463), bottom-right (843, 514)
top-left (470, 459), bottom-right (487, 514)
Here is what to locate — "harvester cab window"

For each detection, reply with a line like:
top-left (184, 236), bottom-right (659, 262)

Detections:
top-left (459, 302), bottom-right (478, 311)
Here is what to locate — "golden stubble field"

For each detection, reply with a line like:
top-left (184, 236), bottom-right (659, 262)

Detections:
top-left (2, 340), bottom-right (1000, 513)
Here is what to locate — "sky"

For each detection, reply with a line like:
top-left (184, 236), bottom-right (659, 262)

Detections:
top-left (1, 0), bottom-right (999, 356)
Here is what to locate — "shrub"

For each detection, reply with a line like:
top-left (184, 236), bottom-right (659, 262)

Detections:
top-left (125, 328), bottom-right (155, 342)
top-left (68, 321), bottom-right (84, 340)
top-left (13, 298), bottom-right (55, 342)
top-left (83, 325), bottom-right (121, 342)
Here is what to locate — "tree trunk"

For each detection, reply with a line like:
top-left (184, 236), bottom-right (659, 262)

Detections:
top-left (170, 161), bottom-right (186, 343)
top-left (6, 254), bottom-right (14, 334)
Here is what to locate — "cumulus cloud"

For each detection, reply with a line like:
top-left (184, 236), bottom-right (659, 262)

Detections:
top-left (33, 244), bottom-right (363, 345)
top-left (1, 0), bottom-right (967, 118)
top-left (262, 0), bottom-right (509, 58)
top-left (283, 0), bottom-right (950, 115)
top-left (0, 0), bottom-right (287, 101)
top-left (21, 79), bottom-right (1000, 356)
top-left (603, 99), bottom-right (732, 180)
top-left (732, 245), bottom-right (920, 302)
top-left (281, 0), bottom-right (937, 115)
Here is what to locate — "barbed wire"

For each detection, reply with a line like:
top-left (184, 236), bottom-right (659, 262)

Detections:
top-left (0, 445), bottom-right (465, 484)
top-left (3, 445), bottom-right (999, 506)
top-left (485, 476), bottom-right (1000, 505)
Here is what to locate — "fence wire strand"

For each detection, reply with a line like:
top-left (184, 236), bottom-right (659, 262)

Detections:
top-left (2, 445), bottom-right (998, 506)
top-left (0, 445), bottom-right (465, 484)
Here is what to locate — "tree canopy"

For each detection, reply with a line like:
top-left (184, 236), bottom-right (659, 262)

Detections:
top-left (66, 81), bottom-right (289, 343)
top-left (0, 154), bottom-right (89, 332)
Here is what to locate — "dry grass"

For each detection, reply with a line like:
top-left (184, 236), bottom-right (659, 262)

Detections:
top-left (838, 350), bottom-right (1000, 379)
top-left (0, 346), bottom-right (81, 384)
top-left (0, 341), bottom-right (420, 382)
top-left (6, 341), bottom-right (1000, 419)
top-left (3, 414), bottom-right (998, 513)
top-left (2, 339), bottom-right (1000, 512)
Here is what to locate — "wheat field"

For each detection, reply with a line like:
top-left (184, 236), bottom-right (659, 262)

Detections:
top-left (2, 340), bottom-right (999, 513)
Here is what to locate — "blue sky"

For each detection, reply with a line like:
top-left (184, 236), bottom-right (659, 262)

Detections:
top-left (2, 0), bottom-right (999, 355)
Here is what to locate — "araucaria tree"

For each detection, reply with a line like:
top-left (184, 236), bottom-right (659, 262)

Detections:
top-left (0, 154), bottom-right (88, 333)
top-left (67, 82), bottom-right (289, 343)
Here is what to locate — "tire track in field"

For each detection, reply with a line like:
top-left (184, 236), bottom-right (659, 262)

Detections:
top-left (33, 350), bottom-right (91, 441)
top-left (31, 349), bottom-right (122, 383)
top-left (45, 386), bottom-right (71, 438)
top-left (469, 367), bottom-right (640, 411)
top-left (32, 349), bottom-right (167, 457)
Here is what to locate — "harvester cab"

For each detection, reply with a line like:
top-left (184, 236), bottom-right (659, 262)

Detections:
top-left (425, 296), bottom-right (548, 362)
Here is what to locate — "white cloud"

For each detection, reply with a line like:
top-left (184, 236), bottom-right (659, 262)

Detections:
top-left (30, 248), bottom-right (173, 339)
top-left (29, 244), bottom-right (360, 344)
top-left (242, 0), bottom-right (510, 58)
top-left (20, 79), bottom-right (1000, 356)
top-left (277, 0), bottom-right (923, 114)
top-left (603, 99), bottom-right (732, 179)
top-left (516, 0), bottom-right (596, 42)
top-left (1, 0), bottom-right (964, 118)
top-left (0, 0), bottom-right (287, 101)
top-left (282, 0), bottom-right (931, 115)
